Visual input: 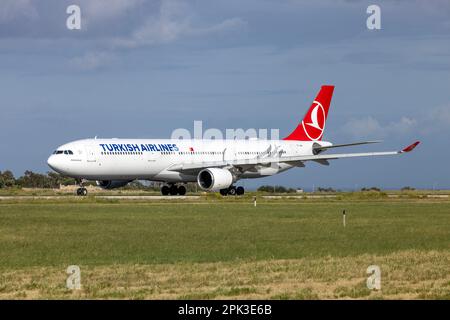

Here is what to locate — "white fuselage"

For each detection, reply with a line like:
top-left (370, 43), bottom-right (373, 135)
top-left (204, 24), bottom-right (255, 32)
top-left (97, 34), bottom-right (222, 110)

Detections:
top-left (47, 138), bottom-right (331, 183)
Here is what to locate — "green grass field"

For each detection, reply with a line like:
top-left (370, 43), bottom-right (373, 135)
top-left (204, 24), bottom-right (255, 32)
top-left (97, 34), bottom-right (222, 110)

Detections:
top-left (0, 197), bottom-right (449, 299)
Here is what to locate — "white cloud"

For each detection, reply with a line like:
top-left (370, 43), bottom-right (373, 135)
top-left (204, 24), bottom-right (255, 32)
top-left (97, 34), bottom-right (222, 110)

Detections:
top-left (419, 103), bottom-right (450, 135)
top-left (341, 116), bottom-right (417, 139)
top-left (429, 104), bottom-right (450, 126)
top-left (187, 17), bottom-right (247, 37)
top-left (67, 0), bottom-right (246, 70)
top-left (392, 117), bottom-right (418, 134)
top-left (81, 0), bottom-right (144, 22)
top-left (0, 0), bottom-right (38, 22)
top-left (127, 0), bottom-right (190, 46)
top-left (111, 0), bottom-right (246, 48)
top-left (341, 116), bottom-right (383, 138)
top-left (68, 51), bottom-right (116, 71)
top-left (341, 103), bottom-right (450, 139)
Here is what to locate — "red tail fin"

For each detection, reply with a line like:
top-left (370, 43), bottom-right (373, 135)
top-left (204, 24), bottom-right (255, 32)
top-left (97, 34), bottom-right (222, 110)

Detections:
top-left (283, 85), bottom-right (335, 141)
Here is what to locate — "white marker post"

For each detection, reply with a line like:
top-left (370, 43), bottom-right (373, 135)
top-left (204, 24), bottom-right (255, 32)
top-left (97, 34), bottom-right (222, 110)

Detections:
top-left (253, 196), bottom-right (257, 207)
top-left (66, 265), bottom-right (81, 290)
top-left (343, 209), bottom-right (346, 227)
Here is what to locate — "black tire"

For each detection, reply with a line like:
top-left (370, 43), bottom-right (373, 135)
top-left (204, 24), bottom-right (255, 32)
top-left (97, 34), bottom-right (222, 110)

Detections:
top-left (81, 188), bottom-right (88, 196)
top-left (228, 187), bottom-right (236, 196)
top-left (236, 186), bottom-right (244, 195)
top-left (219, 189), bottom-right (228, 196)
top-left (177, 185), bottom-right (186, 196)
top-left (169, 185), bottom-right (178, 196)
top-left (76, 188), bottom-right (81, 196)
top-left (161, 186), bottom-right (170, 196)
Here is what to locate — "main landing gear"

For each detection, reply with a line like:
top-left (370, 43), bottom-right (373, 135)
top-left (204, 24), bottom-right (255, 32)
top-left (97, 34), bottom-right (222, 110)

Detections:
top-left (75, 180), bottom-right (88, 196)
top-left (76, 188), bottom-right (88, 196)
top-left (220, 186), bottom-right (245, 196)
top-left (161, 184), bottom-right (187, 196)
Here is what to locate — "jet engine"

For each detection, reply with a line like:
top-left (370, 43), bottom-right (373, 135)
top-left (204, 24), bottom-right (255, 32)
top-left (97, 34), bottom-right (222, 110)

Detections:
top-left (197, 168), bottom-right (233, 191)
top-left (96, 180), bottom-right (130, 189)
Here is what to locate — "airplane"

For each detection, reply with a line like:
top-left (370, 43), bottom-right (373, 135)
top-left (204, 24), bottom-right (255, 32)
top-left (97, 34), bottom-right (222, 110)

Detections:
top-left (47, 85), bottom-right (420, 196)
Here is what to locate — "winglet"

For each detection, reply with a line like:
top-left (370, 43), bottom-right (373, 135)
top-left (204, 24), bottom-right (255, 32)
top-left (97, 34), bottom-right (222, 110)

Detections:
top-left (401, 141), bottom-right (420, 153)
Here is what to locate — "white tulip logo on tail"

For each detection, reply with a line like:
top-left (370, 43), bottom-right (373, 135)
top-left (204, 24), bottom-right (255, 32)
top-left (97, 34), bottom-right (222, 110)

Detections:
top-left (302, 101), bottom-right (326, 141)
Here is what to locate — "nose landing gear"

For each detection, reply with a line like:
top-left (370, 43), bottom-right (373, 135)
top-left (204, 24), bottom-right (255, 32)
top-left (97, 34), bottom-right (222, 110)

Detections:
top-left (76, 187), bottom-right (88, 196)
top-left (75, 179), bottom-right (88, 196)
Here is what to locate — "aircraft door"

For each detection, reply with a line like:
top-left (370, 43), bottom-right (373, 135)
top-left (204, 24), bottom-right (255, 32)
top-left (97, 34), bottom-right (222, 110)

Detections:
top-left (85, 146), bottom-right (96, 163)
top-left (223, 147), bottom-right (235, 163)
top-left (147, 150), bottom-right (160, 163)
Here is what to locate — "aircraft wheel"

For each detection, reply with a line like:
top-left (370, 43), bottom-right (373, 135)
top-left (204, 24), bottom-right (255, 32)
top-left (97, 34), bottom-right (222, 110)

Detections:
top-left (219, 189), bottom-right (228, 196)
top-left (169, 185), bottom-right (178, 196)
top-left (77, 187), bottom-right (87, 196)
top-left (177, 185), bottom-right (186, 196)
top-left (236, 186), bottom-right (245, 196)
top-left (161, 186), bottom-right (170, 196)
top-left (228, 186), bottom-right (236, 196)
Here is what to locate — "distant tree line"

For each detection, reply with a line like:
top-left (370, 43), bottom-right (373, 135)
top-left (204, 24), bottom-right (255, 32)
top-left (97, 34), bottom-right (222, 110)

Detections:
top-left (257, 185), bottom-right (298, 193)
top-left (0, 170), bottom-right (417, 192)
top-left (0, 171), bottom-right (203, 191)
top-left (0, 170), bottom-right (76, 189)
top-left (0, 170), bottom-right (15, 188)
top-left (360, 187), bottom-right (381, 192)
top-left (316, 187), bottom-right (336, 193)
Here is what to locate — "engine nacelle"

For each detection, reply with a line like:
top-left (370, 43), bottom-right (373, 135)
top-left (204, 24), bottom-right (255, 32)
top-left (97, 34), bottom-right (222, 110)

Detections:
top-left (96, 180), bottom-right (130, 189)
top-left (197, 168), bottom-right (233, 191)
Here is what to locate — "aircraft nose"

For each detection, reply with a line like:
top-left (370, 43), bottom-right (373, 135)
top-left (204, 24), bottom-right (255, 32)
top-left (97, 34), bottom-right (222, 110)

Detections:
top-left (47, 155), bottom-right (61, 172)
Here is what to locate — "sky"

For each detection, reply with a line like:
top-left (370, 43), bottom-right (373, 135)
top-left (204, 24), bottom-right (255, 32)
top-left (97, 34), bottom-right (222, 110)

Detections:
top-left (1, 0), bottom-right (449, 190)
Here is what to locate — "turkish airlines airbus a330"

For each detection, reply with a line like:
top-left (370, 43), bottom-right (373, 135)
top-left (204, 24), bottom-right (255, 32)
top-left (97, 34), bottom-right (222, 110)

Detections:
top-left (47, 85), bottom-right (419, 196)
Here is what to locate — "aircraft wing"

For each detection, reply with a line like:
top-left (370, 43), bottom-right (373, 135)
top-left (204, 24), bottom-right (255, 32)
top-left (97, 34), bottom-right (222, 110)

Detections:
top-left (167, 141), bottom-right (420, 173)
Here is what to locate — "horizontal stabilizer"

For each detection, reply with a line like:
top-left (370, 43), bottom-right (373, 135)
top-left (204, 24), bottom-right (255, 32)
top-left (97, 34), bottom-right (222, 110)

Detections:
top-left (313, 159), bottom-right (330, 166)
top-left (314, 140), bottom-right (381, 153)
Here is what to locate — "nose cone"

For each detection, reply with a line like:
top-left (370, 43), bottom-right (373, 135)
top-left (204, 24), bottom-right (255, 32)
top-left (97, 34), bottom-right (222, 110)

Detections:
top-left (47, 155), bottom-right (61, 172)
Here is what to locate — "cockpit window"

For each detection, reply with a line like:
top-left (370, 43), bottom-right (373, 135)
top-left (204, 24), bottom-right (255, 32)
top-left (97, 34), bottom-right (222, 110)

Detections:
top-left (54, 150), bottom-right (74, 155)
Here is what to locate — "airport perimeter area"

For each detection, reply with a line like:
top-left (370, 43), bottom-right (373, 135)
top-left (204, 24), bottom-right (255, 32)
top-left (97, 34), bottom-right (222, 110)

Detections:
top-left (0, 192), bottom-right (449, 299)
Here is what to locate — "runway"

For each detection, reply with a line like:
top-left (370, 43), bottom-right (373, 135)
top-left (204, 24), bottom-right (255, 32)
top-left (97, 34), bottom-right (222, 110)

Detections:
top-left (0, 195), bottom-right (201, 200)
top-left (0, 194), bottom-right (447, 201)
